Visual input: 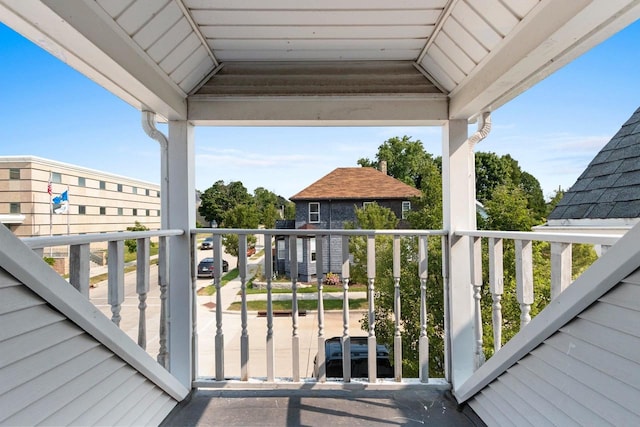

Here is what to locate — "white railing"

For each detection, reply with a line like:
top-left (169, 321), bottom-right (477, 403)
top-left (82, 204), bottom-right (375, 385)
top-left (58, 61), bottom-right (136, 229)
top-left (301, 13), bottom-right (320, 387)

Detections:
top-left (22, 229), bottom-right (183, 367)
top-left (191, 228), bottom-right (448, 386)
top-left (455, 229), bottom-right (622, 369)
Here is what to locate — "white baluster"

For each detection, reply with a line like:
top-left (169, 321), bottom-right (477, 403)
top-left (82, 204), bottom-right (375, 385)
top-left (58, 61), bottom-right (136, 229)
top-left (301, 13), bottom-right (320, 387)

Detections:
top-left (213, 234), bottom-right (224, 380)
top-left (137, 238), bottom-right (150, 350)
top-left (551, 242), bottom-right (572, 299)
top-left (69, 243), bottom-right (90, 298)
top-left (108, 240), bottom-right (124, 326)
top-left (157, 236), bottom-right (169, 368)
top-left (440, 235), bottom-right (451, 383)
top-left (341, 235), bottom-right (351, 382)
top-left (418, 235), bottom-right (429, 383)
top-left (393, 235), bottom-right (402, 382)
top-left (289, 235), bottom-right (300, 381)
top-left (471, 236), bottom-right (484, 369)
top-left (190, 236), bottom-right (198, 381)
top-left (516, 239), bottom-right (533, 328)
top-left (239, 235), bottom-right (249, 381)
top-left (264, 234), bottom-right (275, 382)
top-left (488, 238), bottom-right (504, 352)
top-left (316, 235), bottom-right (326, 382)
top-left (366, 235), bottom-right (377, 383)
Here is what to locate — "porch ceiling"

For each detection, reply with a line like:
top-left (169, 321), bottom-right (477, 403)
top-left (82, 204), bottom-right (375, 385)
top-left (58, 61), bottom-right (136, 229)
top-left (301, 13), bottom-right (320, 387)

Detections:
top-left (1, 0), bottom-right (639, 124)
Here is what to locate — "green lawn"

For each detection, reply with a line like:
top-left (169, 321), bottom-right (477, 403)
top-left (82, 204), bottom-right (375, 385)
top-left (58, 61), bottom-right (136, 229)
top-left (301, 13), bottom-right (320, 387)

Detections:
top-left (198, 268), bottom-right (240, 296)
top-left (228, 298), bottom-right (368, 311)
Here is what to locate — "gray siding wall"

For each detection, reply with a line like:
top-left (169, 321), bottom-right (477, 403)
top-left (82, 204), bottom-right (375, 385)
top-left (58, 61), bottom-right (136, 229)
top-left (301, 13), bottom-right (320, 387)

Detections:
top-left (0, 268), bottom-right (177, 426)
top-left (468, 269), bottom-right (640, 426)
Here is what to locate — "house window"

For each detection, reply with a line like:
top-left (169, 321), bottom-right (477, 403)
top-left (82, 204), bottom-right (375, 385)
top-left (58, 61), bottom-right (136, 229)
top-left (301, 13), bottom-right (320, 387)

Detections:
top-left (297, 238), bottom-right (303, 261)
top-left (277, 240), bottom-right (286, 260)
top-left (100, 207), bottom-right (106, 215)
top-left (99, 180), bottom-right (106, 190)
top-left (10, 202), bottom-right (20, 214)
top-left (79, 205), bottom-right (86, 215)
top-left (117, 183), bottom-right (123, 192)
top-left (402, 201), bottom-right (411, 219)
top-left (363, 201), bottom-right (373, 208)
top-left (51, 172), bottom-right (62, 183)
top-left (310, 238), bottom-right (316, 262)
top-left (9, 168), bottom-right (20, 179)
top-left (118, 207), bottom-right (123, 216)
top-left (309, 202), bottom-right (320, 223)
top-left (78, 177), bottom-right (86, 187)
top-left (132, 208), bottom-right (137, 216)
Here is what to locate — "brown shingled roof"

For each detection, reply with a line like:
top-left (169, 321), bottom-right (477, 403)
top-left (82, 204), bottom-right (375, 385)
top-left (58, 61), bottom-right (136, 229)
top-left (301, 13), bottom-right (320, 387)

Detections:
top-left (290, 167), bottom-right (422, 200)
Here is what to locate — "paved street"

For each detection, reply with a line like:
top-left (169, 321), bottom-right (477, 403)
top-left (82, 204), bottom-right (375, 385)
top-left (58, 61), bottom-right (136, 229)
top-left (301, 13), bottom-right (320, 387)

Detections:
top-left (88, 245), bottom-right (368, 380)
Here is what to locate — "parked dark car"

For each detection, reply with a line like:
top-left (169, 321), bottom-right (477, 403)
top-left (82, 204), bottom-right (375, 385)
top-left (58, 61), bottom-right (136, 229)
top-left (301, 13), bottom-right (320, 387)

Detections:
top-left (200, 237), bottom-right (213, 250)
top-left (197, 257), bottom-right (229, 278)
top-left (313, 336), bottom-right (393, 378)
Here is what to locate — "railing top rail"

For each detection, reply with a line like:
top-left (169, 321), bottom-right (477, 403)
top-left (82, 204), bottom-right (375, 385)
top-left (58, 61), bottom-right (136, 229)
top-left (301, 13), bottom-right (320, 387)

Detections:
top-left (455, 229), bottom-right (622, 246)
top-left (191, 228), bottom-right (447, 237)
top-left (22, 229), bottom-right (184, 249)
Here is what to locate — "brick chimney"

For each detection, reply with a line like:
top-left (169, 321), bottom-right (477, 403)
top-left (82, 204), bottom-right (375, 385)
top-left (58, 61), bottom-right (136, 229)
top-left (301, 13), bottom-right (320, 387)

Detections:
top-left (380, 160), bottom-right (387, 175)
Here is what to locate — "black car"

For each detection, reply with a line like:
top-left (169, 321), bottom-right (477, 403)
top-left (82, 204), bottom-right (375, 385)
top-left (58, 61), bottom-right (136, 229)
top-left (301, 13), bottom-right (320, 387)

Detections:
top-left (200, 237), bottom-right (213, 250)
top-left (197, 257), bottom-right (229, 278)
top-left (313, 336), bottom-right (394, 378)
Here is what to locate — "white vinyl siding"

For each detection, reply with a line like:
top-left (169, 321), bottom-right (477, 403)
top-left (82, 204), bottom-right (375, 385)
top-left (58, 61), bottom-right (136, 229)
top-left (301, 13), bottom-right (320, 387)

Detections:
top-left (0, 269), bottom-right (178, 425)
top-left (468, 274), bottom-right (640, 426)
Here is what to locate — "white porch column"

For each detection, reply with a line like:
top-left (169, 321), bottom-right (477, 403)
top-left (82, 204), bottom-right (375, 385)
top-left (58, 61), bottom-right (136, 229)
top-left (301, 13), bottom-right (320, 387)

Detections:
top-left (442, 119), bottom-right (475, 390)
top-left (167, 120), bottom-right (195, 388)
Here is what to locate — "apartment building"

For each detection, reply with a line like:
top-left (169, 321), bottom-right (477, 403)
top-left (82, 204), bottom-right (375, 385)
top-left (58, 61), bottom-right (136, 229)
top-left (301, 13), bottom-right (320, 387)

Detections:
top-left (0, 156), bottom-right (161, 237)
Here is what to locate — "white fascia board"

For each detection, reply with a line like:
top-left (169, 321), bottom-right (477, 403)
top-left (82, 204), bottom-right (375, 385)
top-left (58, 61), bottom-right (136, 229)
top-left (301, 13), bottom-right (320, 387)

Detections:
top-left (536, 218), bottom-right (640, 234)
top-left (0, 0), bottom-right (187, 120)
top-left (188, 95), bottom-right (448, 126)
top-left (448, 0), bottom-right (640, 120)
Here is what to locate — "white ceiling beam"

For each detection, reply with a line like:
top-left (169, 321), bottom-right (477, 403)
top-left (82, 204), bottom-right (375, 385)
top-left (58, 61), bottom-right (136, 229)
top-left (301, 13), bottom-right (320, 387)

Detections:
top-left (188, 95), bottom-right (448, 126)
top-left (448, 0), bottom-right (640, 120)
top-left (0, 0), bottom-right (187, 120)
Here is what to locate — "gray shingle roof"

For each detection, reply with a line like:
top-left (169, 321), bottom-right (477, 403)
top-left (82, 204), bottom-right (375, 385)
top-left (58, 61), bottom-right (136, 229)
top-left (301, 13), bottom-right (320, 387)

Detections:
top-left (549, 107), bottom-right (640, 220)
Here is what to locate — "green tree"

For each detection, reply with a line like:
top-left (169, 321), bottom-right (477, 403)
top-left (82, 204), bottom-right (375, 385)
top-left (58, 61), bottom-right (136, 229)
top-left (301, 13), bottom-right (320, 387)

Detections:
top-left (221, 204), bottom-right (260, 259)
top-left (124, 221), bottom-right (149, 253)
top-left (199, 180), bottom-right (252, 227)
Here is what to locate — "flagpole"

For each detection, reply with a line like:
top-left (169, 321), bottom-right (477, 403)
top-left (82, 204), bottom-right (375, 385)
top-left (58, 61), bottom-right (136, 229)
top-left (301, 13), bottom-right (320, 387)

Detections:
top-left (66, 186), bottom-right (70, 236)
top-left (49, 171), bottom-right (53, 257)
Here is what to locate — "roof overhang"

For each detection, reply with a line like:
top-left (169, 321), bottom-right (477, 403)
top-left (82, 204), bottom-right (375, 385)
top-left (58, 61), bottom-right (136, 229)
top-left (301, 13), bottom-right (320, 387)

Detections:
top-left (1, 1), bottom-right (639, 124)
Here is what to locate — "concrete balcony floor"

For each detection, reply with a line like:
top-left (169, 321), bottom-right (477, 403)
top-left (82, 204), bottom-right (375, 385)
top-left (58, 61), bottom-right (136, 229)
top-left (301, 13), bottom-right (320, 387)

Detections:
top-left (161, 388), bottom-right (485, 426)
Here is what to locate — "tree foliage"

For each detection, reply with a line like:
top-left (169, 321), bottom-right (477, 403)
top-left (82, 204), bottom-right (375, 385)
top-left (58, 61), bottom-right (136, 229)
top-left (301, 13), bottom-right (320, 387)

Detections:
top-left (124, 221), bottom-right (149, 253)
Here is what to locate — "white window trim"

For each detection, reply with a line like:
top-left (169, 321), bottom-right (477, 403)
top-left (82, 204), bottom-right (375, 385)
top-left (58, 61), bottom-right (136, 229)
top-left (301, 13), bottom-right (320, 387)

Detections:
top-left (309, 202), bottom-right (320, 223)
top-left (402, 201), bottom-right (411, 219)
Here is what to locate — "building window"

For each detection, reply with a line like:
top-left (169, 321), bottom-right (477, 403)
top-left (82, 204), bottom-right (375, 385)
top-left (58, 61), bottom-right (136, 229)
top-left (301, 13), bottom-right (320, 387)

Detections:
top-left (309, 202), bottom-right (320, 223)
top-left (78, 177), bottom-right (86, 187)
top-left (79, 205), bottom-right (86, 215)
top-left (118, 207), bottom-right (123, 216)
top-left (99, 180), bottom-right (106, 190)
top-left (146, 209), bottom-right (150, 216)
top-left (156, 210), bottom-right (160, 216)
top-left (10, 203), bottom-right (20, 214)
top-left (51, 172), bottom-right (62, 183)
top-left (146, 189), bottom-right (150, 196)
top-left (132, 208), bottom-right (137, 216)
top-left (117, 183), bottom-right (123, 192)
top-left (9, 168), bottom-right (20, 179)
top-left (100, 207), bottom-right (106, 215)
top-left (310, 238), bottom-right (316, 262)
top-left (277, 240), bottom-right (286, 260)
top-left (157, 191), bottom-right (160, 198)
top-left (402, 201), bottom-right (411, 219)
top-left (132, 186), bottom-right (137, 194)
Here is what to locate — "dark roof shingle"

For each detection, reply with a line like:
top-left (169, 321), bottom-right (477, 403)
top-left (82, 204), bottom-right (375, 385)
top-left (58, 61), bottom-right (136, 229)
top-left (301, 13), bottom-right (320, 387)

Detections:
top-left (549, 106), bottom-right (640, 220)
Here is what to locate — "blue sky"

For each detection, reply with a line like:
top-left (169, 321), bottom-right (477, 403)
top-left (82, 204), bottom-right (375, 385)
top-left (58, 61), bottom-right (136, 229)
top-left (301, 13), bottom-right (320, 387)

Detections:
top-left (1, 20), bottom-right (639, 200)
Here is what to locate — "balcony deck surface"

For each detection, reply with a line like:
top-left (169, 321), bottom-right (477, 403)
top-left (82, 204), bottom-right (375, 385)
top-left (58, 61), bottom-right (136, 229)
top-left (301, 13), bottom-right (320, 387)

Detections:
top-left (161, 388), bottom-right (485, 426)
